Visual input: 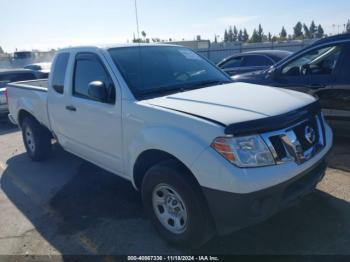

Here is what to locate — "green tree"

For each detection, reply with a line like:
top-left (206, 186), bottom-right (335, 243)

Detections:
top-left (0, 46), bottom-right (3, 54)
top-left (280, 26), bottom-right (287, 39)
top-left (346, 19), bottom-right (350, 33)
top-left (303, 24), bottom-right (311, 39)
top-left (309, 21), bottom-right (317, 38)
top-left (293, 22), bottom-right (304, 39)
top-left (243, 28), bottom-right (249, 42)
top-left (233, 26), bottom-right (238, 41)
top-left (224, 29), bottom-right (229, 42)
top-left (238, 29), bottom-right (243, 42)
top-left (316, 24), bottom-right (324, 38)
top-left (257, 24), bottom-right (264, 42)
top-left (268, 32), bottom-right (272, 42)
top-left (228, 26), bottom-right (234, 42)
top-left (250, 29), bottom-right (260, 43)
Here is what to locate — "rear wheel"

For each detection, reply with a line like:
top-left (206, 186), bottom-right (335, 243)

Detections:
top-left (141, 160), bottom-right (214, 247)
top-left (21, 117), bottom-right (52, 161)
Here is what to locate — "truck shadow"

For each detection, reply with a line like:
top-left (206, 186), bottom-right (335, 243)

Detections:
top-left (1, 143), bottom-right (350, 255)
top-left (327, 135), bottom-right (350, 172)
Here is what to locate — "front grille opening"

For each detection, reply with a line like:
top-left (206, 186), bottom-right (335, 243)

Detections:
top-left (263, 113), bottom-right (325, 165)
top-left (270, 135), bottom-right (287, 160)
top-left (293, 118), bottom-right (319, 151)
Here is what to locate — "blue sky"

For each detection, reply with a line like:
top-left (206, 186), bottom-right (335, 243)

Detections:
top-left (1, 0), bottom-right (350, 52)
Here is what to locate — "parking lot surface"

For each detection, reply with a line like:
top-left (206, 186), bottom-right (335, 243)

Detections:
top-left (0, 116), bottom-right (349, 257)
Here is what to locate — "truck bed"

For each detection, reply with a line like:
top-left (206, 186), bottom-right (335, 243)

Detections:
top-left (9, 79), bottom-right (48, 92)
top-left (7, 79), bottom-right (50, 128)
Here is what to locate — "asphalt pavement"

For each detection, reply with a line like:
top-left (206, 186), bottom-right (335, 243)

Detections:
top-left (0, 116), bottom-right (349, 258)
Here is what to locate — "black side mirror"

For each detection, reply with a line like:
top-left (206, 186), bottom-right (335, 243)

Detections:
top-left (88, 81), bottom-right (108, 102)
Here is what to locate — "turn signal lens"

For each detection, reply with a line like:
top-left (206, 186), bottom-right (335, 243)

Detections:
top-left (211, 137), bottom-right (235, 162)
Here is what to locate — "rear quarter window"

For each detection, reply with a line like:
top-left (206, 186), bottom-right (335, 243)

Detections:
top-left (51, 53), bottom-right (70, 94)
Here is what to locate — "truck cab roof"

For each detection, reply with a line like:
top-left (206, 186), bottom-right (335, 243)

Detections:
top-left (57, 43), bottom-right (180, 53)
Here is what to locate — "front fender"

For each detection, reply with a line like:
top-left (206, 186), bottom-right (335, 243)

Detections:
top-left (126, 125), bottom-right (209, 188)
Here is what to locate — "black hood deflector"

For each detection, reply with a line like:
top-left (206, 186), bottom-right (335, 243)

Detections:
top-left (225, 101), bottom-right (321, 136)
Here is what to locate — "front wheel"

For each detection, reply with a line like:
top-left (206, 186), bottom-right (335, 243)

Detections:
top-left (21, 117), bottom-right (52, 161)
top-left (141, 160), bottom-right (214, 247)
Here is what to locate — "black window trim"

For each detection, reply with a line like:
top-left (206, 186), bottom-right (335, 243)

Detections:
top-left (72, 52), bottom-right (116, 104)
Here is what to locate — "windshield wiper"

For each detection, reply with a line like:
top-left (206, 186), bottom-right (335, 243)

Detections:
top-left (181, 79), bottom-right (231, 91)
top-left (138, 83), bottom-right (189, 98)
top-left (138, 79), bottom-right (231, 99)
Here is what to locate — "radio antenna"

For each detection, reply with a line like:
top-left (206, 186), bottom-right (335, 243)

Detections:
top-left (134, 0), bottom-right (141, 41)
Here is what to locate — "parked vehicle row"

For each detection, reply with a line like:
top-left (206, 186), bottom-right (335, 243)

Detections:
top-left (0, 69), bottom-right (38, 115)
top-left (231, 34), bottom-right (350, 133)
top-left (0, 63), bottom-right (51, 115)
top-left (7, 44), bottom-right (332, 247)
top-left (217, 50), bottom-right (292, 76)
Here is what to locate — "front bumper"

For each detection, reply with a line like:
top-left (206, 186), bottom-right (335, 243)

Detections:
top-left (202, 158), bottom-right (327, 235)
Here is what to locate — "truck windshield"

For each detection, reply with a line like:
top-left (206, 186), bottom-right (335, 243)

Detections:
top-left (108, 46), bottom-right (231, 99)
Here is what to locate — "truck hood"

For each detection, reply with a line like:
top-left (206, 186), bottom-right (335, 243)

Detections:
top-left (145, 82), bottom-right (315, 126)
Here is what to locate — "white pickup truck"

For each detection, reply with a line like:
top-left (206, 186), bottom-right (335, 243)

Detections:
top-left (7, 44), bottom-right (332, 247)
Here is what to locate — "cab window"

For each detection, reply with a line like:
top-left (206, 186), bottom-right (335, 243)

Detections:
top-left (73, 53), bottom-right (115, 103)
top-left (51, 53), bottom-right (70, 94)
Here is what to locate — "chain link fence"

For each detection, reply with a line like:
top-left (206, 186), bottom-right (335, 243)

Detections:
top-left (196, 39), bottom-right (319, 63)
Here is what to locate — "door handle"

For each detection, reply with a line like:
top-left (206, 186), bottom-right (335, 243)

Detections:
top-left (65, 105), bottom-right (77, 111)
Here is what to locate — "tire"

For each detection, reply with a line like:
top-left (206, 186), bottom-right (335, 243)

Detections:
top-left (21, 117), bottom-right (52, 161)
top-left (141, 160), bottom-right (214, 247)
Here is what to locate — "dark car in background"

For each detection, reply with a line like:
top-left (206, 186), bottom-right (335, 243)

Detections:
top-left (232, 34), bottom-right (350, 133)
top-left (0, 69), bottom-right (38, 114)
top-left (217, 50), bottom-right (292, 76)
top-left (24, 62), bottom-right (51, 78)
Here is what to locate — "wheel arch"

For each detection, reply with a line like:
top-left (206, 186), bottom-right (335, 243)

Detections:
top-left (17, 109), bottom-right (37, 127)
top-left (133, 149), bottom-right (201, 192)
top-left (134, 148), bottom-right (216, 234)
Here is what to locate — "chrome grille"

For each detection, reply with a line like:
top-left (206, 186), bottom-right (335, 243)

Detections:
top-left (261, 113), bottom-right (325, 165)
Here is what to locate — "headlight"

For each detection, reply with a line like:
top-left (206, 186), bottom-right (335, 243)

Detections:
top-left (211, 135), bottom-right (275, 167)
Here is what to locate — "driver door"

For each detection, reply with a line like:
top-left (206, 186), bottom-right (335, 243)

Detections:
top-left (275, 43), bottom-right (344, 110)
top-left (62, 52), bottom-right (123, 175)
